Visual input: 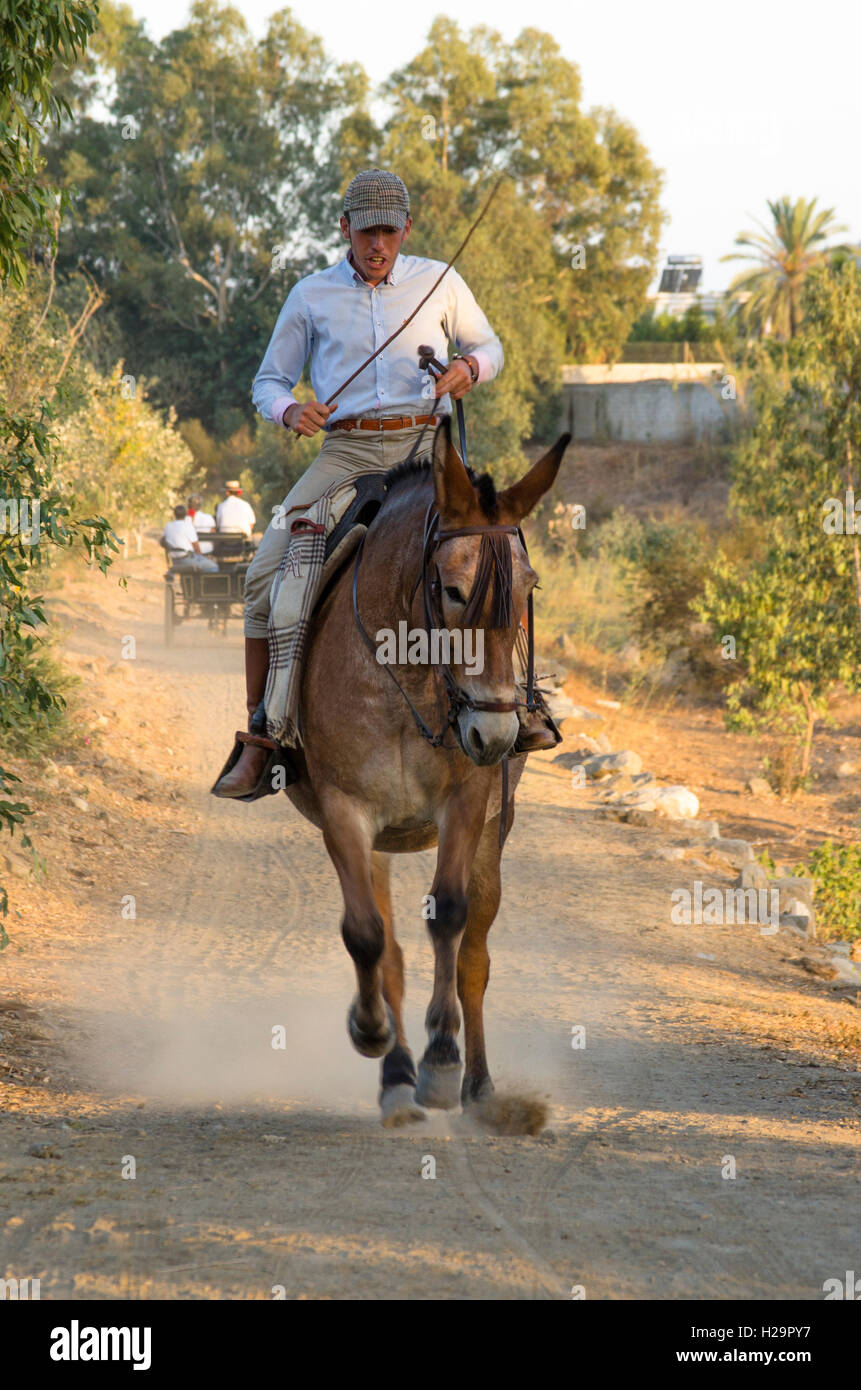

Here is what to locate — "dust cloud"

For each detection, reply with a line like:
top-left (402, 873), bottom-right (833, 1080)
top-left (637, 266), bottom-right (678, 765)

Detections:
top-left (54, 940), bottom-right (560, 1122)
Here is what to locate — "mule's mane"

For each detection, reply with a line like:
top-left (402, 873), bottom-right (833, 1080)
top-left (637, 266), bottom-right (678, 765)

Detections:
top-left (383, 456), bottom-right (499, 522)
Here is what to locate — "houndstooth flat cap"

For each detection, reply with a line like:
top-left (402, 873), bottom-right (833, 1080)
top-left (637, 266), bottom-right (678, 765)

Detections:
top-left (342, 169), bottom-right (410, 231)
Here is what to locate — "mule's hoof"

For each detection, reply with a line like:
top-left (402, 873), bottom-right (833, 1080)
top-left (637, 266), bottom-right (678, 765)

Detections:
top-left (415, 1061), bottom-right (462, 1110)
top-left (380, 1084), bottom-right (426, 1128)
top-left (462, 1075), bottom-right (495, 1107)
top-left (348, 1001), bottom-right (396, 1059)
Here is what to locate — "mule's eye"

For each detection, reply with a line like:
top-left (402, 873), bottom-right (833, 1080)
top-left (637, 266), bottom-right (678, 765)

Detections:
top-left (445, 585), bottom-right (465, 604)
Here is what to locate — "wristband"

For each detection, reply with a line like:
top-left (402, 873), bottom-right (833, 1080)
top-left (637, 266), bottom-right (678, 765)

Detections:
top-left (451, 352), bottom-right (478, 384)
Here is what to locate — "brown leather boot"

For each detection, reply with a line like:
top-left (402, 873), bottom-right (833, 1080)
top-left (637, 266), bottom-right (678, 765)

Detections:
top-left (212, 637), bottom-right (273, 798)
top-left (513, 703), bottom-right (562, 754)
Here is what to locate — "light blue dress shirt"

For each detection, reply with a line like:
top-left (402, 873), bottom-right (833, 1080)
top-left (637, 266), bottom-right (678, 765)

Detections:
top-left (251, 252), bottom-right (503, 425)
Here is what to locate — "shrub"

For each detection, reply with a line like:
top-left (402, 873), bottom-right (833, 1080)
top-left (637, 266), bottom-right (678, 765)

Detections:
top-left (797, 840), bottom-right (861, 943)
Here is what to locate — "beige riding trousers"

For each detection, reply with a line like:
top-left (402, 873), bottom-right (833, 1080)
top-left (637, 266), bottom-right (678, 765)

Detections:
top-left (244, 423), bottom-right (433, 638)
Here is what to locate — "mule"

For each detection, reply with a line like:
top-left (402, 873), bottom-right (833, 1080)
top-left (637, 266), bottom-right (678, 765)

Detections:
top-left (284, 418), bottom-right (570, 1125)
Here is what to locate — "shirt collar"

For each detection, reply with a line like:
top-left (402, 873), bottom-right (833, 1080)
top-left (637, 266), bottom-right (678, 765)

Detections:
top-left (345, 250), bottom-right (402, 287)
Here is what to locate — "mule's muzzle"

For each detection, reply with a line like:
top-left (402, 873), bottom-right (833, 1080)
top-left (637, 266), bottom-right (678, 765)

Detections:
top-left (456, 706), bottom-right (519, 766)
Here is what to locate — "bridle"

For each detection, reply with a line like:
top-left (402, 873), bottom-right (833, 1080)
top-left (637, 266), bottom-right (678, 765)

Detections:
top-left (352, 500), bottom-right (536, 749)
top-left (351, 493), bottom-right (537, 847)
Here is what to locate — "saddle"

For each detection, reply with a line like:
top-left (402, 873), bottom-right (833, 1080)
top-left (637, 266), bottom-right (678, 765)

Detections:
top-left (320, 472), bottom-right (387, 587)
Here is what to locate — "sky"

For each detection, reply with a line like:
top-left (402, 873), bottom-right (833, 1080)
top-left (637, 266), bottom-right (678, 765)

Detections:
top-left (131, 0), bottom-right (860, 293)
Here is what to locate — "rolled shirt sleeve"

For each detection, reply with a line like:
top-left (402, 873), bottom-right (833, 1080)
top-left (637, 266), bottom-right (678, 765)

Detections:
top-left (251, 282), bottom-right (312, 424)
top-left (443, 269), bottom-right (503, 383)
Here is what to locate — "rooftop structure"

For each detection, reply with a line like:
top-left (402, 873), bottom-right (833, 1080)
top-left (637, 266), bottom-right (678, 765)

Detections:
top-left (651, 254), bottom-right (745, 321)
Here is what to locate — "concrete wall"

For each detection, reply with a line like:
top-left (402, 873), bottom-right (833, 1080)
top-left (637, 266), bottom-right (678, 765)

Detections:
top-left (560, 364), bottom-right (741, 445)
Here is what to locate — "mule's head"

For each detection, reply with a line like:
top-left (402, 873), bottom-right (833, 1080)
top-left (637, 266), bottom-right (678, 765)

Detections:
top-left (430, 417), bottom-right (571, 766)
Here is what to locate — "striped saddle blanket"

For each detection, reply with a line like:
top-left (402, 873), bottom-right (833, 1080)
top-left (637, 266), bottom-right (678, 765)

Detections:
top-left (263, 473), bottom-right (385, 747)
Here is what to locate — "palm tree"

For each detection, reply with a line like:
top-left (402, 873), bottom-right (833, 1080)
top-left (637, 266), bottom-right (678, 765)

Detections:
top-left (721, 197), bottom-right (854, 339)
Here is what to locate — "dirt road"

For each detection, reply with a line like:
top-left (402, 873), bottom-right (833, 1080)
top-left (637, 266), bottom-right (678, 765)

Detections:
top-left (1, 557), bottom-right (858, 1300)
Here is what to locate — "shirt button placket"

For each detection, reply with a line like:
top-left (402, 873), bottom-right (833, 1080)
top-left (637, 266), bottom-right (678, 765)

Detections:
top-left (373, 286), bottom-right (385, 406)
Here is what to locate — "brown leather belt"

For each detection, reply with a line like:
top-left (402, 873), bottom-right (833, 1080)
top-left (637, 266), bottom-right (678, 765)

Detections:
top-left (329, 414), bottom-right (439, 433)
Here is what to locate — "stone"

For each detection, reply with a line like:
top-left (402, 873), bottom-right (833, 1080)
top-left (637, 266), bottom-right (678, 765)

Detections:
top-left (596, 774), bottom-right (636, 803)
top-left (654, 786), bottom-right (699, 819)
top-left (771, 876), bottom-right (815, 906)
top-left (556, 732), bottom-right (603, 757)
top-left (544, 690), bottom-right (576, 722)
top-left (554, 749), bottom-right (593, 770)
top-left (679, 820), bottom-right (721, 840)
top-left (27, 1142), bottom-right (60, 1159)
top-left (706, 837), bottom-right (754, 868)
top-left (794, 956), bottom-right (837, 980)
top-left (2, 852), bottom-right (32, 880)
top-left (746, 776), bottom-right (774, 796)
top-left (70, 796), bottom-right (89, 813)
top-left (736, 862), bottom-right (768, 891)
top-left (618, 789), bottom-right (658, 812)
top-left (558, 710), bottom-right (603, 734)
top-left (616, 786), bottom-right (700, 819)
top-left (594, 698), bottom-right (621, 710)
top-left (583, 750), bottom-right (643, 779)
top-left (780, 918), bottom-right (809, 940)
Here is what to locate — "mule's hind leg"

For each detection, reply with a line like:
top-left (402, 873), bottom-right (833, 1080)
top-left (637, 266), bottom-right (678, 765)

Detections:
top-left (416, 789), bottom-right (488, 1110)
top-left (372, 852), bottom-right (424, 1127)
top-left (319, 790), bottom-right (395, 1059)
top-left (458, 814), bottom-right (506, 1106)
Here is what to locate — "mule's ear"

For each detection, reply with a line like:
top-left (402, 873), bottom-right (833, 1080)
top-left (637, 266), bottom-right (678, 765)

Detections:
top-left (432, 415), bottom-right (474, 520)
top-left (497, 433), bottom-right (571, 523)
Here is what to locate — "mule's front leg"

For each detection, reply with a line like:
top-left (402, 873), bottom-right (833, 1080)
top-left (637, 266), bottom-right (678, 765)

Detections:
top-left (372, 852), bottom-right (425, 1127)
top-left (320, 790), bottom-right (395, 1059)
top-left (416, 788), bottom-right (488, 1109)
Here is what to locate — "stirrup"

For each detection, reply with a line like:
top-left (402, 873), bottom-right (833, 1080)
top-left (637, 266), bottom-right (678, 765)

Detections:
top-left (211, 730), bottom-right (297, 801)
top-left (512, 703), bottom-right (563, 756)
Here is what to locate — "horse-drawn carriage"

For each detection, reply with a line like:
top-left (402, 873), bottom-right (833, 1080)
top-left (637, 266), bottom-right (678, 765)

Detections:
top-left (163, 532), bottom-right (257, 645)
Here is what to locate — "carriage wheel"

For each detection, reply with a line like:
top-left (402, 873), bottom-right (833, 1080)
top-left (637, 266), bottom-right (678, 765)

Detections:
top-left (164, 583), bottom-right (175, 647)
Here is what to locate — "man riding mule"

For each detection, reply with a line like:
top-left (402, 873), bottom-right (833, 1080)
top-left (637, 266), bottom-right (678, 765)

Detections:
top-left (213, 167), bottom-right (557, 799)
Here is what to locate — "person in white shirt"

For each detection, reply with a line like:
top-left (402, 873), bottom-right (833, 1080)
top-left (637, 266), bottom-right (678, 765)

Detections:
top-left (188, 495), bottom-right (216, 530)
top-left (161, 505), bottom-right (218, 572)
top-left (187, 495), bottom-right (216, 553)
top-left (216, 482), bottom-right (256, 537)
